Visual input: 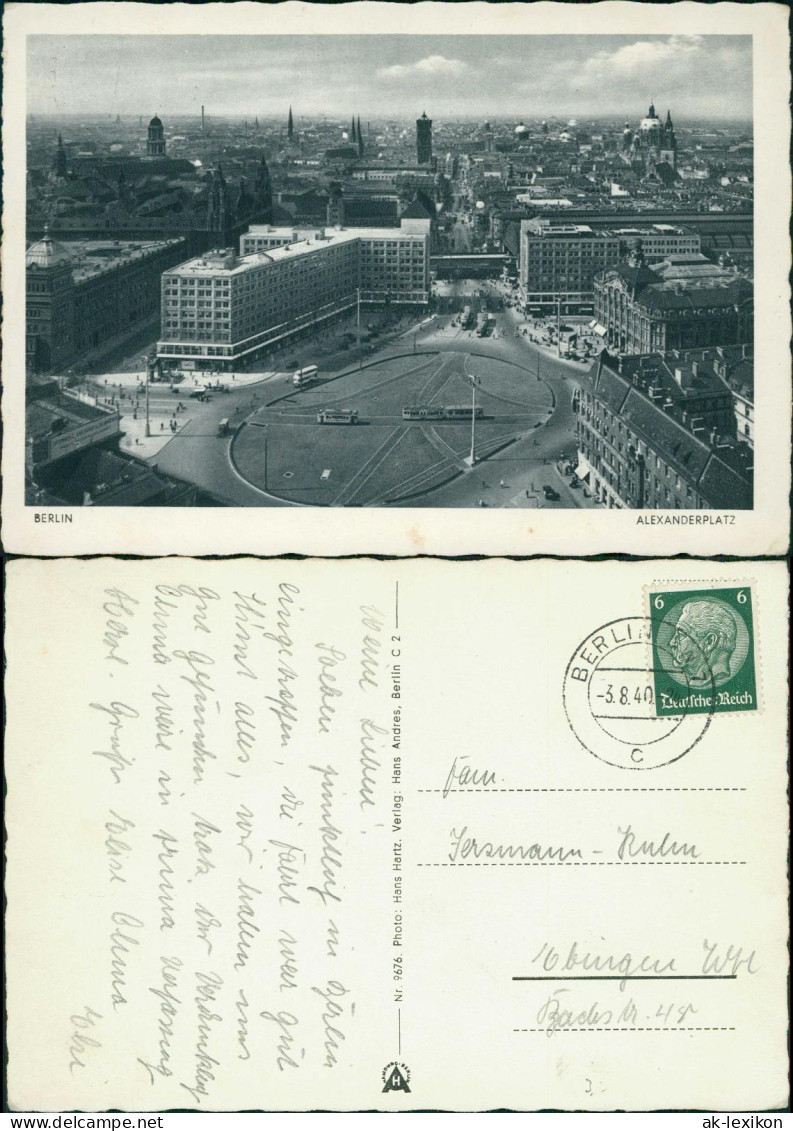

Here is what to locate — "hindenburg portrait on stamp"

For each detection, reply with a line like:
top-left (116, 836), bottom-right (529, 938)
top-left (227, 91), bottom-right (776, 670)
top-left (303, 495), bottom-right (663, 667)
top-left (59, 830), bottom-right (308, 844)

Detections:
top-left (668, 599), bottom-right (738, 686)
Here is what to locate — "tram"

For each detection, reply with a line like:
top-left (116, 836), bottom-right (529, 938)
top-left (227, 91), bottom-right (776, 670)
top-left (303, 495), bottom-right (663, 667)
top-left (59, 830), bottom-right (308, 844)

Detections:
top-left (317, 408), bottom-right (359, 424)
top-left (402, 405), bottom-right (484, 421)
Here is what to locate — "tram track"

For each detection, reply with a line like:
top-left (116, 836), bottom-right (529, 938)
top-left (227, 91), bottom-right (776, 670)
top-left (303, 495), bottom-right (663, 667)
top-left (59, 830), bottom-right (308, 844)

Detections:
top-left (330, 426), bottom-right (409, 507)
top-left (367, 429), bottom-right (526, 506)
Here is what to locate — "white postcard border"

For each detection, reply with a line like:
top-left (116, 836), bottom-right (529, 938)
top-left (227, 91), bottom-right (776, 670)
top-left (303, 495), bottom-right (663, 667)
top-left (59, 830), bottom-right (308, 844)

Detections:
top-left (2, 2), bottom-right (790, 556)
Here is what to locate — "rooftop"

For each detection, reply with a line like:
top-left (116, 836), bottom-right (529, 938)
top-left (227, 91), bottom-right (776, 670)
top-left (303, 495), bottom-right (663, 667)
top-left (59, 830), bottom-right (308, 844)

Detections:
top-left (523, 221), bottom-right (595, 236)
top-left (41, 448), bottom-right (195, 507)
top-left (243, 224), bottom-right (323, 241)
top-left (581, 350), bottom-right (753, 507)
top-left (27, 235), bottom-right (186, 281)
top-left (27, 387), bottom-right (118, 440)
top-left (168, 225), bottom-right (426, 277)
top-left (603, 254), bottom-right (753, 308)
top-left (524, 219), bottom-right (696, 241)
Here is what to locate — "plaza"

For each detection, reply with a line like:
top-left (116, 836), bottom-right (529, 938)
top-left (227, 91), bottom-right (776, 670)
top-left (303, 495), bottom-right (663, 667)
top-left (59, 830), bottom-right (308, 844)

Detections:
top-left (230, 349), bottom-right (555, 506)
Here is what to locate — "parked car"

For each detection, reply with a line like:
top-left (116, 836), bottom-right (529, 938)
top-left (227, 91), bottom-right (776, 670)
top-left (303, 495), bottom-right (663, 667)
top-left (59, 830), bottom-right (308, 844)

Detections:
top-left (542, 485), bottom-right (560, 501)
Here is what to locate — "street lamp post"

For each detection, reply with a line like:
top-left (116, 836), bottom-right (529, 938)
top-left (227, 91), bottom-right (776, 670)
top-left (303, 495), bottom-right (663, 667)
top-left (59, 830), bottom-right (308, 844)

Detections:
top-left (356, 287), bottom-right (362, 369)
top-left (144, 355), bottom-right (151, 437)
top-left (465, 373), bottom-right (480, 466)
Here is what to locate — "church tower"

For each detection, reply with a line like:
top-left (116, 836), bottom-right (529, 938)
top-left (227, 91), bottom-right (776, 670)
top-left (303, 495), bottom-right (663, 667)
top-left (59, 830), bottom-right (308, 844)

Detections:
top-left (659, 108), bottom-right (677, 171)
top-left (357, 116), bottom-right (364, 158)
top-left (53, 133), bottom-right (68, 179)
top-left (287, 106), bottom-right (294, 141)
top-left (146, 114), bottom-right (166, 157)
top-left (235, 176), bottom-right (252, 219)
top-left (207, 165), bottom-right (232, 238)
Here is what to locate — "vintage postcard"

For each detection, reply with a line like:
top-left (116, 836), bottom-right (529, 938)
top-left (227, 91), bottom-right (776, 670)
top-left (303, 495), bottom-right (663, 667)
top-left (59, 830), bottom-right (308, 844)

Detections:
top-left (5, 557), bottom-right (788, 1111)
top-left (2, 1), bottom-right (790, 556)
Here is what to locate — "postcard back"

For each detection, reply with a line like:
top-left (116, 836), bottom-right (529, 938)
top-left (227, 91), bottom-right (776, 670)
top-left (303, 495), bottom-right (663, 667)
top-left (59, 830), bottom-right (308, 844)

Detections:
top-left (5, 557), bottom-right (788, 1111)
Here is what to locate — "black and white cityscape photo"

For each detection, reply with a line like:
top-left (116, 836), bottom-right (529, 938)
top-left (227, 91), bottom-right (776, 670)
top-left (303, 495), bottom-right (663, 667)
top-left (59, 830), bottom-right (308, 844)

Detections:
top-left (25, 34), bottom-right (754, 510)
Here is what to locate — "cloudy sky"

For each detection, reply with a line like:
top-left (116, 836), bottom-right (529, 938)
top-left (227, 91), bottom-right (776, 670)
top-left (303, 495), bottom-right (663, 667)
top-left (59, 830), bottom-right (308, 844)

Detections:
top-left (27, 34), bottom-right (752, 121)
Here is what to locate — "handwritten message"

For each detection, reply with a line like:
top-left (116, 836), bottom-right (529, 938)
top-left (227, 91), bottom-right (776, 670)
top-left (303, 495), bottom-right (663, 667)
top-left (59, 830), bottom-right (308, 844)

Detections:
top-left (64, 568), bottom-right (398, 1107)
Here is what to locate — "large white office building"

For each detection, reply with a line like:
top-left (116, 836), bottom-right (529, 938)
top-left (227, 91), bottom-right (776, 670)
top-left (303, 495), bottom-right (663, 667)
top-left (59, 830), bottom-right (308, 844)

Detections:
top-left (157, 220), bottom-right (430, 371)
top-left (518, 219), bottom-right (700, 312)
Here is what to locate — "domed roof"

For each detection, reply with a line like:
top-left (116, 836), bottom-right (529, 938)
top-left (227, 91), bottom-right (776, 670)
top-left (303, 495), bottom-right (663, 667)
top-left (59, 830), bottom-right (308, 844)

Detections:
top-left (26, 226), bottom-right (72, 269)
top-left (514, 122), bottom-right (528, 134)
top-left (149, 114), bottom-right (163, 128)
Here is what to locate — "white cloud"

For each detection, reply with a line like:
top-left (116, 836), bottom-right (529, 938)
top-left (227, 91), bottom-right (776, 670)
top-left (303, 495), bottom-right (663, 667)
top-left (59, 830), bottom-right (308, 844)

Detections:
top-left (379, 55), bottom-right (468, 80)
top-left (518, 34), bottom-right (716, 103)
top-left (580, 35), bottom-right (706, 81)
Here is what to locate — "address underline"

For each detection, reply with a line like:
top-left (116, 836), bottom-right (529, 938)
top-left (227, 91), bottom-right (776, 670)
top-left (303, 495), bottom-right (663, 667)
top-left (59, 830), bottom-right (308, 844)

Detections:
top-left (512, 974), bottom-right (738, 981)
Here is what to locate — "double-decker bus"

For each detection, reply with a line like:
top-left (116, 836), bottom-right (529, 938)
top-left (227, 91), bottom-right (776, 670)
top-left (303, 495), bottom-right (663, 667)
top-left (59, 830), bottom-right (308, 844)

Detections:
top-left (460, 306), bottom-right (475, 330)
top-left (477, 313), bottom-right (495, 337)
top-left (317, 408), bottom-right (359, 425)
top-left (293, 364), bottom-right (319, 388)
top-left (475, 313), bottom-right (487, 336)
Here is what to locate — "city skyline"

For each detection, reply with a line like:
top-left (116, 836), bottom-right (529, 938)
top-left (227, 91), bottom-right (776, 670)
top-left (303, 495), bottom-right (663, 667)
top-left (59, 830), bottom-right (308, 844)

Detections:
top-left (27, 34), bottom-right (752, 120)
top-left (21, 25), bottom-right (757, 516)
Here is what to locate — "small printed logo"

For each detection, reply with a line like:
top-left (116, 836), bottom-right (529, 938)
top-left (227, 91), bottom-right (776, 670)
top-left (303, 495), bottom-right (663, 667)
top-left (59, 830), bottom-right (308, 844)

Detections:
top-left (382, 1061), bottom-right (411, 1093)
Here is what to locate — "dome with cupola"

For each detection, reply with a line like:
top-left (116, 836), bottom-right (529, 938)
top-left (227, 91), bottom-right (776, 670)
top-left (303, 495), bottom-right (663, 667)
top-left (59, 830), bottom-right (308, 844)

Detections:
top-left (26, 225), bottom-right (72, 269)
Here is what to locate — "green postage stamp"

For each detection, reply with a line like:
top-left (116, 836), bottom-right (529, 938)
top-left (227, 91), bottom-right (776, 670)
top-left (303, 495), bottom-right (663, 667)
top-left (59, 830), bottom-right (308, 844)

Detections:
top-left (649, 585), bottom-right (758, 716)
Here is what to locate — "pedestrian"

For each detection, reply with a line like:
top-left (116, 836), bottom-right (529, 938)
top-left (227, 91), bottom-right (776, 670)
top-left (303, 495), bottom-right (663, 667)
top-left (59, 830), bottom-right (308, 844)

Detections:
top-left (160, 421), bottom-right (164, 431)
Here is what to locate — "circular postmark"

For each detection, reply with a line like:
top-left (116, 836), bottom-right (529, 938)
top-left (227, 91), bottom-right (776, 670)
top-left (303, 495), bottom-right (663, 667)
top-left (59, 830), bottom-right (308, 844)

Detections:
top-left (563, 617), bottom-right (713, 770)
